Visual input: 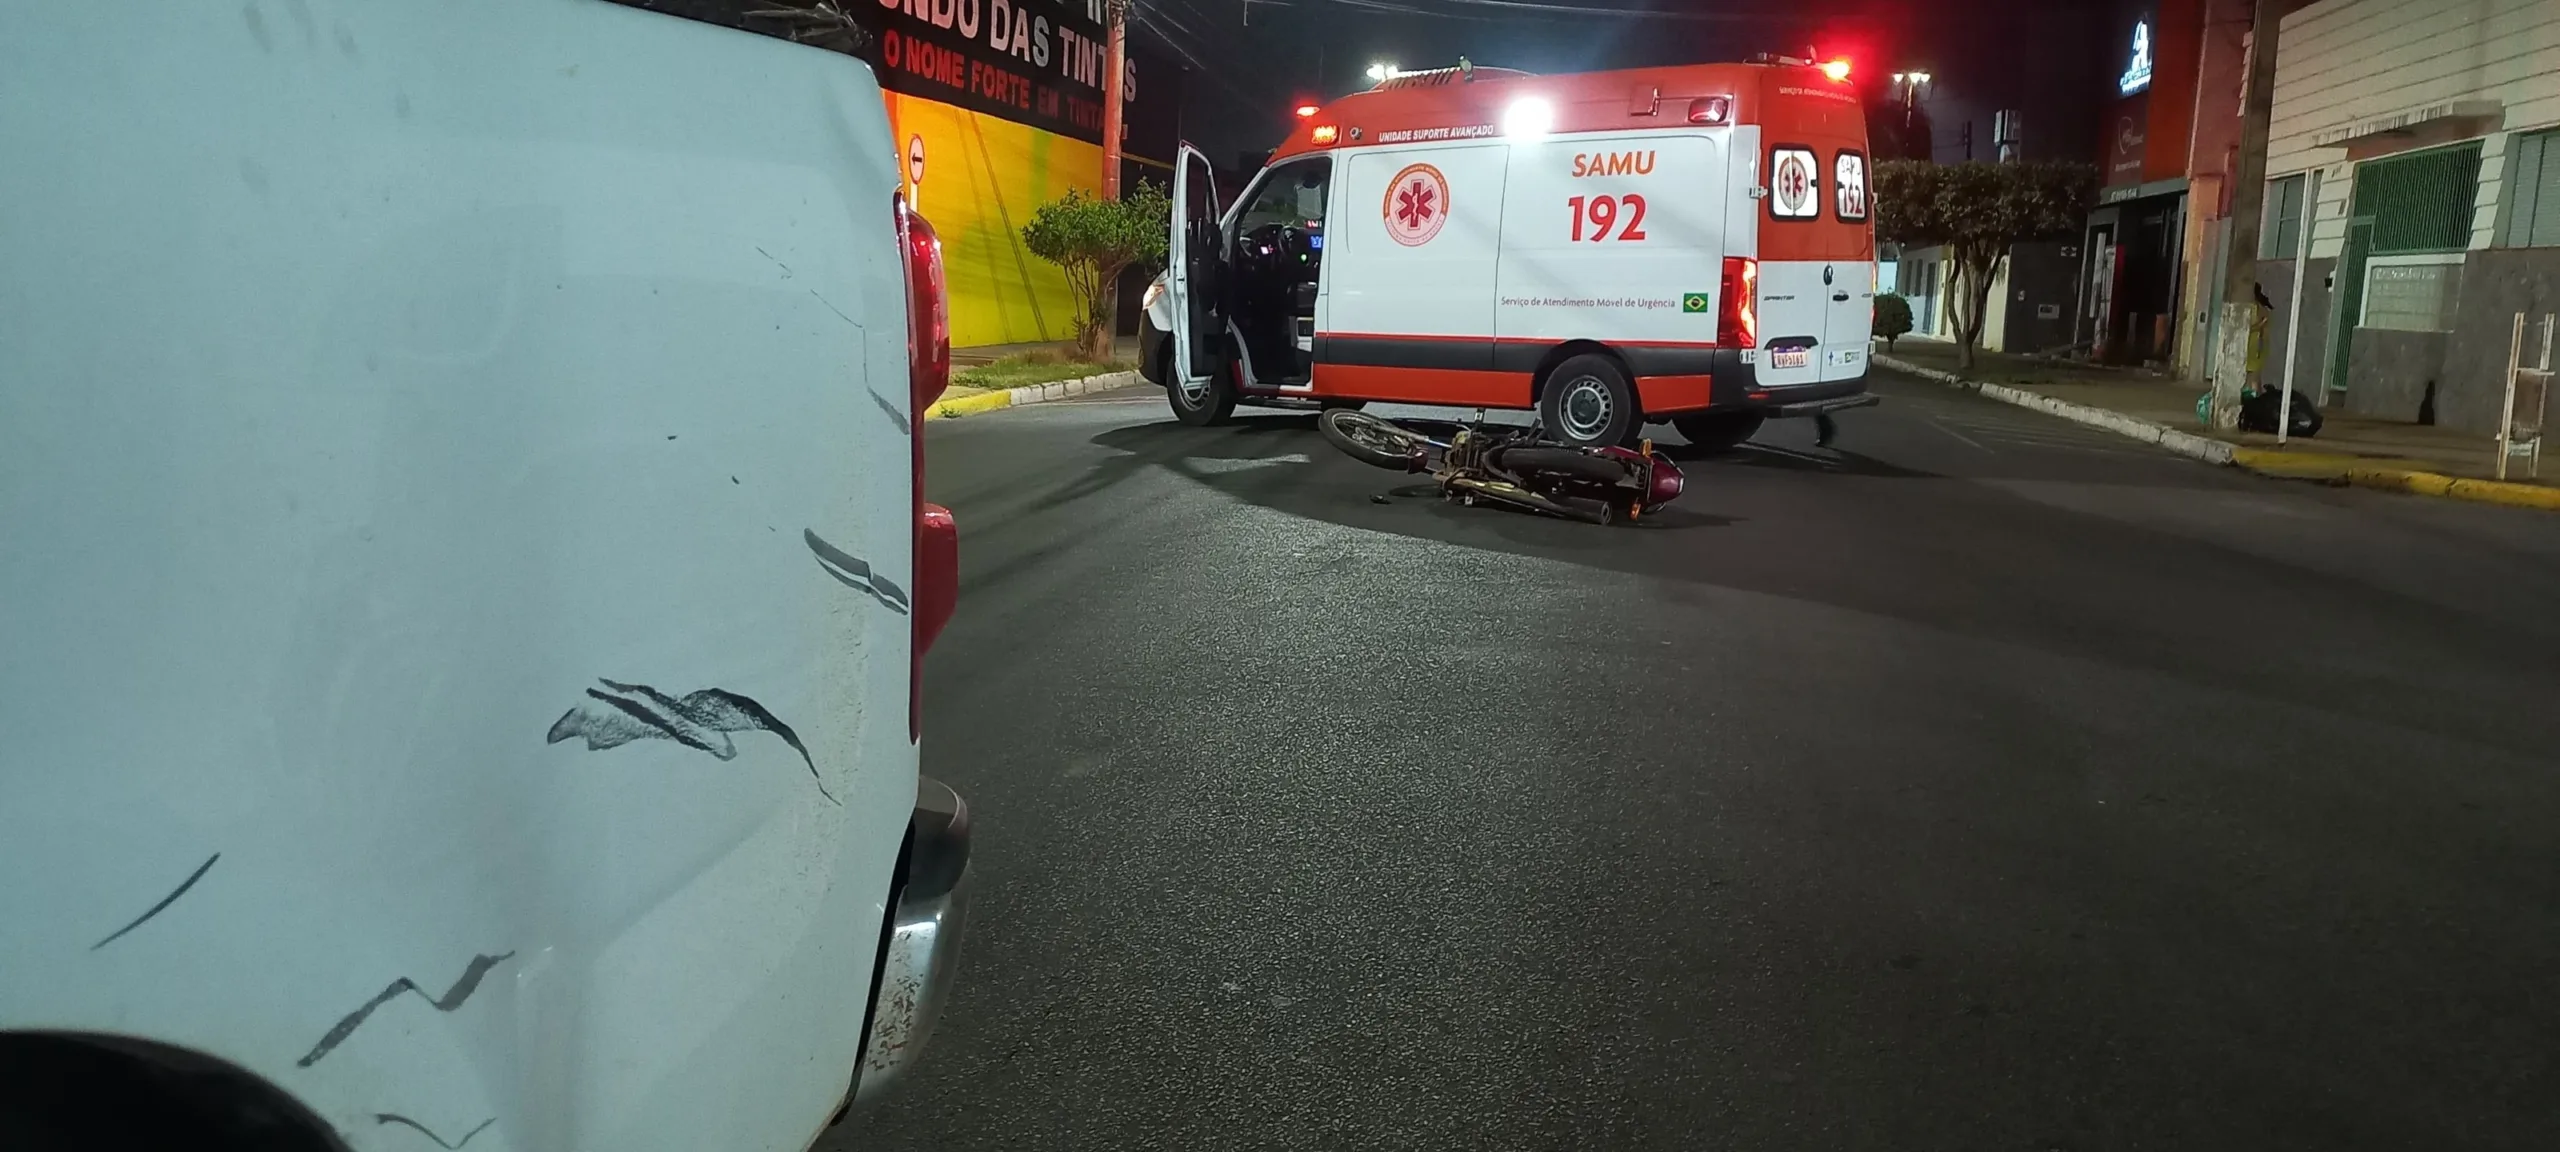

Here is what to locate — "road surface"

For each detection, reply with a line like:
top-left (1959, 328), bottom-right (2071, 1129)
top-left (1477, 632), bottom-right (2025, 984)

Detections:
top-left (832, 369), bottom-right (2560, 1151)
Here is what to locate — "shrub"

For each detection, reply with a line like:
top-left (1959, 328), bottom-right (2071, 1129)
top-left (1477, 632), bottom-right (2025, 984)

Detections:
top-left (1021, 182), bottom-right (1171, 362)
top-left (1873, 293), bottom-right (1914, 350)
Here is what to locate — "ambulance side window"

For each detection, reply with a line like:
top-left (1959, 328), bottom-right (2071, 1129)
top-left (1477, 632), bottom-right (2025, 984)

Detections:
top-left (1835, 150), bottom-right (1868, 221)
top-left (1234, 158), bottom-right (1332, 237)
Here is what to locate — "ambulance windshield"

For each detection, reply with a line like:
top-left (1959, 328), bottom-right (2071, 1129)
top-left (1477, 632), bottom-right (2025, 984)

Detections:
top-left (1234, 158), bottom-right (1331, 237)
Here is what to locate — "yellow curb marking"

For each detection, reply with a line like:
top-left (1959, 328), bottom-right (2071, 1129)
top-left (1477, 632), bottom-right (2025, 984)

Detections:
top-left (927, 391), bottom-right (1013, 419)
top-left (2231, 449), bottom-right (2560, 511)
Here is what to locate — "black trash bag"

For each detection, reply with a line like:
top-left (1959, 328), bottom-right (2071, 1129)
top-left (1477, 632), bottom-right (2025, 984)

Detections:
top-left (2238, 386), bottom-right (2322, 437)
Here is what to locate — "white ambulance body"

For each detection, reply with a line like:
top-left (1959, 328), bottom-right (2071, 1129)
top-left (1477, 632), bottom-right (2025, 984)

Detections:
top-left (1142, 60), bottom-right (1879, 450)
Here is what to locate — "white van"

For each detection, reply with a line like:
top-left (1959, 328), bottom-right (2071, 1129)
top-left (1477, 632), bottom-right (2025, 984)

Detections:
top-left (1140, 59), bottom-right (1880, 449)
top-left (2, 3), bottom-right (968, 1148)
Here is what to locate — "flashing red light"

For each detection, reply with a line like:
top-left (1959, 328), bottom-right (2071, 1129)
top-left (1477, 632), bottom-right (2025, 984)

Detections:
top-left (1820, 58), bottom-right (1853, 83)
top-left (1295, 104), bottom-right (1321, 118)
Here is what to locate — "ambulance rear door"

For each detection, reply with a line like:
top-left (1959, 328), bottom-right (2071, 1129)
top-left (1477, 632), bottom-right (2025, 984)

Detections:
top-left (1822, 147), bottom-right (1876, 381)
top-left (1753, 138), bottom-right (1828, 387)
top-left (1751, 75), bottom-right (1874, 387)
top-left (1495, 128), bottom-right (1729, 379)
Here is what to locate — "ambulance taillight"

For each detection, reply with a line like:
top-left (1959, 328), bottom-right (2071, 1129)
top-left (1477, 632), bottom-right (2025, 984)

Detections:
top-left (1688, 97), bottom-right (1731, 125)
top-left (1718, 257), bottom-right (1757, 350)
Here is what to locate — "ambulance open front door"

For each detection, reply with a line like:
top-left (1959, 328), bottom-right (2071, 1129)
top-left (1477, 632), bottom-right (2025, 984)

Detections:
top-left (1169, 144), bottom-right (1226, 387)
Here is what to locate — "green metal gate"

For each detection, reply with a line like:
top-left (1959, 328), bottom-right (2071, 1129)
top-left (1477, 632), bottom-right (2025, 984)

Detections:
top-left (2323, 142), bottom-right (2483, 395)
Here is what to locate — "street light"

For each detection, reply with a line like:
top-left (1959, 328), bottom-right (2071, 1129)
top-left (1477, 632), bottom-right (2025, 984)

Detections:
top-left (1890, 70), bottom-right (1932, 134)
top-left (1365, 61), bottom-right (1398, 82)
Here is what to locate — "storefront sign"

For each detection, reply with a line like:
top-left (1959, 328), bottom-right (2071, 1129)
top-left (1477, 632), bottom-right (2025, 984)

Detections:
top-left (621, 0), bottom-right (1165, 147)
top-left (867, 0), bottom-right (1140, 144)
top-left (2119, 18), bottom-right (2153, 95)
top-left (2107, 115), bottom-right (2147, 185)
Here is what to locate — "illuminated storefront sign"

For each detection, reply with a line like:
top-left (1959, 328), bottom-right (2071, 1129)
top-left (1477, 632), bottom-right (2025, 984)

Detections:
top-left (2119, 19), bottom-right (2153, 95)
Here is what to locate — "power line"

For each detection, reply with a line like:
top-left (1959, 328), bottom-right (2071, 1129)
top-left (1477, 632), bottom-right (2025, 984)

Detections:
top-left (1133, 0), bottom-right (1290, 120)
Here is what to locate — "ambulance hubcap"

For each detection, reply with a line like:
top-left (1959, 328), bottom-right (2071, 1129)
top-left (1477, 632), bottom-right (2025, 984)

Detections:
top-left (1558, 376), bottom-right (1614, 441)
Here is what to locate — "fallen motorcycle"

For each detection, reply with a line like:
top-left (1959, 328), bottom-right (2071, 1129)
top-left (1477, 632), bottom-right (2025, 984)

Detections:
top-left (1318, 408), bottom-right (1684, 525)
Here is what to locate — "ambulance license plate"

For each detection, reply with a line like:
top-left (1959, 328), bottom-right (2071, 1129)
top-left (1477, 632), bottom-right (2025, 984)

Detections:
top-left (1770, 348), bottom-right (1811, 369)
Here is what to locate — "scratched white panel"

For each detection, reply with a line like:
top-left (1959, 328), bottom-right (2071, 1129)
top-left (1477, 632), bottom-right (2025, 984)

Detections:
top-left (0, 1), bottom-right (915, 1149)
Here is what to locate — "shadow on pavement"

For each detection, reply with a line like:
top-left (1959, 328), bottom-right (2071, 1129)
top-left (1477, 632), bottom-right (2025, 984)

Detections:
top-left (1078, 410), bottom-right (2560, 763)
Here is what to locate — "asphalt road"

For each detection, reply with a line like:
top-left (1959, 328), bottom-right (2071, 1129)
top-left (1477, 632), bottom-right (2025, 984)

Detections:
top-left (832, 369), bottom-right (2560, 1152)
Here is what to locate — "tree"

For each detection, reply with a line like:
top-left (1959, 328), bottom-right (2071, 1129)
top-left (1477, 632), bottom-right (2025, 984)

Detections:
top-left (1022, 181), bottom-right (1170, 361)
top-left (1873, 160), bottom-right (2094, 369)
top-left (1873, 293), bottom-right (1914, 351)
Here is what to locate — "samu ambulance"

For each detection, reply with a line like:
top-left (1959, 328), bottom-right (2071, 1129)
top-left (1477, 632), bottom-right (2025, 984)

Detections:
top-left (1138, 58), bottom-right (1880, 449)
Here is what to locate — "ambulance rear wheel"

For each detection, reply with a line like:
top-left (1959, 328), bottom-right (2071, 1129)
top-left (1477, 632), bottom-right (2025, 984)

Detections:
top-left (1168, 354), bottom-right (1236, 426)
top-left (1540, 355), bottom-right (1639, 449)
top-left (1671, 411), bottom-right (1766, 453)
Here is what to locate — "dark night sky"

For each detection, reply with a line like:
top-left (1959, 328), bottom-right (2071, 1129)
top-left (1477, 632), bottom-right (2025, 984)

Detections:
top-left (1133, 0), bottom-right (2113, 167)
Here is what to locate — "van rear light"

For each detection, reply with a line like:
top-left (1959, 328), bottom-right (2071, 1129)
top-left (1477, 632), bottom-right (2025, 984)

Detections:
top-left (898, 192), bottom-right (957, 743)
top-left (898, 194), bottom-right (951, 413)
top-left (1688, 96), bottom-right (1731, 125)
top-left (1718, 257), bottom-right (1757, 350)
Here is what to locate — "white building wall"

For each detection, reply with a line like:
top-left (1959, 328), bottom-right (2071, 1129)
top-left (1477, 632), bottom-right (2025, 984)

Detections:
top-left (2268, 0), bottom-right (2560, 259)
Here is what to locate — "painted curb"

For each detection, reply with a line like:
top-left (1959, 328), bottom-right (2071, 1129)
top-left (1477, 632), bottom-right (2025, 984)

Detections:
top-left (1872, 354), bottom-right (2233, 465)
top-left (926, 370), bottom-right (1142, 420)
top-left (1874, 352), bottom-right (2560, 512)
top-left (2229, 449), bottom-right (2560, 511)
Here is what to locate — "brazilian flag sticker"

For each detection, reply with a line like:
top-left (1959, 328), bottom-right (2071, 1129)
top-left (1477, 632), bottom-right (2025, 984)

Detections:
top-left (1681, 291), bottom-right (1712, 314)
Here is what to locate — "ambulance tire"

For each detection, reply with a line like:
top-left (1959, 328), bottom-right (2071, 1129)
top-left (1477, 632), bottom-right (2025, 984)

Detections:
top-left (1671, 411), bottom-right (1766, 453)
top-left (1539, 355), bottom-right (1640, 449)
top-left (1167, 352), bottom-right (1237, 426)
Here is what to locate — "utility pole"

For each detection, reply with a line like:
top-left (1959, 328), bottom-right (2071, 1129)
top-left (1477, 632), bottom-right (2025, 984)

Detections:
top-left (1102, 0), bottom-right (1128, 199)
top-left (2210, 0), bottom-right (2283, 430)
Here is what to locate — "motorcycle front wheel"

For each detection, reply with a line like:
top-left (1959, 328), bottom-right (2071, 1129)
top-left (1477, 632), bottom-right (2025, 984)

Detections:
top-left (1319, 409), bottom-right (1433, 472)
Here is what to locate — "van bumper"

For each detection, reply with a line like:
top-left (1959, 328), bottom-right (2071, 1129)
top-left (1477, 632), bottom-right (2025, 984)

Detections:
top-left (1700, 350), bottom-right (1868, 413)
top-left (854, 776), bottom-right (971, 1105)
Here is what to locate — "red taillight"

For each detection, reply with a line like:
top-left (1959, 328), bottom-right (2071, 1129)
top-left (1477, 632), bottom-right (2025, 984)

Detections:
top-left (1718, 257), bottom-right (1757, 350)
top-left (1688, 96), bottom-right (1731, 125)
top-left (898, 195), bottom-right (951, 413)
top-left (898, 193), bottom-right (957, 743)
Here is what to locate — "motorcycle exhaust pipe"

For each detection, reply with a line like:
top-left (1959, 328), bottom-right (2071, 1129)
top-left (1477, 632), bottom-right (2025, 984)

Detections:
top-left (1443, 475), bottom-right (1615, 525)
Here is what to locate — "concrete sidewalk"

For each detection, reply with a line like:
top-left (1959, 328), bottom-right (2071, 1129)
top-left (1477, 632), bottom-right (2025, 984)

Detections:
top-left (1877, 338), bottom-right (2560, 511)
